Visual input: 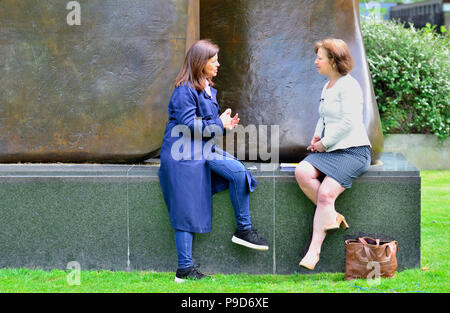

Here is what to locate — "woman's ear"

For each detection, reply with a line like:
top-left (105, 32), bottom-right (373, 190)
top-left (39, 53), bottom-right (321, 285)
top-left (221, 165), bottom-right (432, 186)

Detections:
top-left (330, 59), bottom-right (336, 69)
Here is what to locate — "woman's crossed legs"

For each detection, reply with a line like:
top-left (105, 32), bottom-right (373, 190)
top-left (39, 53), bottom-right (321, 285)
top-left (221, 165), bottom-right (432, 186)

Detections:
top-left (295, 161), bottom-right (345, 266)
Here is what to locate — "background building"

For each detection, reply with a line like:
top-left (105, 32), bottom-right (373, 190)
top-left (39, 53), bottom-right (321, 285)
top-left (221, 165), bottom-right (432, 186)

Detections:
top-left (389, 0), bottom-right (449, 30)
top-left (444, 0), bottom-right (450, 27)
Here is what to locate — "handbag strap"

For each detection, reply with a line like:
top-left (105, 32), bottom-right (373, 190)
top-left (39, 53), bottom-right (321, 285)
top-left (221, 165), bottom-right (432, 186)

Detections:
top-left (358, 237), bottom-right (372, 259)
top-left (386, 241), bottom-right (398, 258)
top-left (360, 237), bottom-right (397, 260)
top-left (359, 237), bottom-right (379, 246)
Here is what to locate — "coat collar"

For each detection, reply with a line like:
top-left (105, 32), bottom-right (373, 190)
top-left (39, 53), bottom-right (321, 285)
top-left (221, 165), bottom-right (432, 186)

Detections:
top-left (201, 86), bottom-right (217, 101)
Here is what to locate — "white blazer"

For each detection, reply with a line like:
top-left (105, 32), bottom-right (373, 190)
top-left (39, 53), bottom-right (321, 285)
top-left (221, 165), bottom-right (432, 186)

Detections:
top-left (314, 74), bottom-right (371, 152)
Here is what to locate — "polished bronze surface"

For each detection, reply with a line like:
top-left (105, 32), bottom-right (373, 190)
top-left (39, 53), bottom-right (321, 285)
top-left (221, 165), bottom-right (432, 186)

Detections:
top-left (1, 0), bottom-right (382, 163)
top-left (200, 0), bottom-right (383, 163)
top-left (0, 0), bottom-right (196, 162)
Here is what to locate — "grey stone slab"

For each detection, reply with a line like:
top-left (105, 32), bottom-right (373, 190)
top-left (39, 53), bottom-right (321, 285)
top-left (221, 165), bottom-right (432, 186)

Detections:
top-left (0, 181), bottom-right (128, 270)
top-left (193, 180), bottom-right (274, 275)
top-left (274, 179), bottom-right (420, 274)
top-left (0, 163), bottom-right (133, 176)
top-left (339, 181), bottom-right (421, 271)
top-left (127, 178), bottom-right (274, 274)
top-left (274, 182), bottom-right (316, 274)
top-left (0, 153), bottom-right (421, 274)
top-left (271, 153), bottom-right (420, 274)
top-left (127, 181), bottom-right (178, 272)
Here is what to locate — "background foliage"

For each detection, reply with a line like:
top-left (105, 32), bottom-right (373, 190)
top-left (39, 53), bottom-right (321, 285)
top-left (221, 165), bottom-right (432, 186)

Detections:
top-left (361, 18), bottom-right (449, 140)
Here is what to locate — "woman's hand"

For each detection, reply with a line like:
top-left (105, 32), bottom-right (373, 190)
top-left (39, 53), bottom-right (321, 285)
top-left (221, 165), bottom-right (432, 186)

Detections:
top-left (220, 108), bottom-right (240, 130)
top-left (307, 136), bottom-right (326, 152)
top-left (307, 136), bottom-right (320, 152)
top-left (313, 140), bottom-right (326, 152)
top-left (310, 136), bottom-right (320, 146)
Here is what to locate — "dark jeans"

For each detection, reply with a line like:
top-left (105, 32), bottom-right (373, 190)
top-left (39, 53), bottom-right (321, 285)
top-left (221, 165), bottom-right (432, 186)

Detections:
top-left (175, 153), bottom-right (252, 269)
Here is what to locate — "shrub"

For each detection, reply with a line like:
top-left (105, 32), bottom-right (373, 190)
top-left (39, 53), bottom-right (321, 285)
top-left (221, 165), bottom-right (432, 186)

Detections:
top-left (361, 18), bottom-right (449, 140)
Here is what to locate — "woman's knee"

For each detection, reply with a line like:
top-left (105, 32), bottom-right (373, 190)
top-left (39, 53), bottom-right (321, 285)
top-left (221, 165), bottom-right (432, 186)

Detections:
top-left (317, 187), bottom-right (335, 205)
top-left (231, 159), bottom-right (247, 173)
top-left (295, 161), bottom-right (315, 184)
top-left (220, 159), bottom-right (247, 183)
top-left (317, 180), bottom-right (342, 205)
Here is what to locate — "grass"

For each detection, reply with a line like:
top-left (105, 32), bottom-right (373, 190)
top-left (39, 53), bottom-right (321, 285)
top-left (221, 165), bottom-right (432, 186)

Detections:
top-left (0, 170), bottom-right (448, 293)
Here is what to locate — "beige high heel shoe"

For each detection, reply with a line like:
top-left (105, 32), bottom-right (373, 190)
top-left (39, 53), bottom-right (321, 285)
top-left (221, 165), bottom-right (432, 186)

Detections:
top-left (325, 213), bottom-right (349, 233)
top-left (299, 252), bottom-right (320, 270)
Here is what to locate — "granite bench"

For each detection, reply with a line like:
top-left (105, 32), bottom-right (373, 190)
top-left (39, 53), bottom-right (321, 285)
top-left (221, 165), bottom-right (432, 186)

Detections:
top-left (0, 152), bottom-right (420, 274)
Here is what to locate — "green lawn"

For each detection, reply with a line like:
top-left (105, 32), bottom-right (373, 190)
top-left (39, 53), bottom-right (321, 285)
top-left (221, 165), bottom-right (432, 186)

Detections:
top-left (0, 170), bottom-right (448, 293)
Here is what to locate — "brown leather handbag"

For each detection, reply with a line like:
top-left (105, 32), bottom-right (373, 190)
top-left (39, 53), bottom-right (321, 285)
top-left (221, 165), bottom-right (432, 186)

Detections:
top-left (344, 237), bottom-right (398, 281)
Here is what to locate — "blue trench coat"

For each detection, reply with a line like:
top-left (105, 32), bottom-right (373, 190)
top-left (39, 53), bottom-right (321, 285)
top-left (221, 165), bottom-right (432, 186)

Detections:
top-left (158, 84), bottom-right (258, 233)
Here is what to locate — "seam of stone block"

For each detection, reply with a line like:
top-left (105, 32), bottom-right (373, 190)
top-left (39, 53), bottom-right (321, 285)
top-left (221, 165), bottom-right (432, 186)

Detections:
top-left (126, 165), bottom-right (136, 271)
top-left (272, 170), bottom-right (276, 275)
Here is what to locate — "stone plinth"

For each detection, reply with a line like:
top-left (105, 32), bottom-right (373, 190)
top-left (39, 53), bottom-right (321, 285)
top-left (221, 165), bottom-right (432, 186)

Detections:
top-left (0, 153), bottom-right (420, 274)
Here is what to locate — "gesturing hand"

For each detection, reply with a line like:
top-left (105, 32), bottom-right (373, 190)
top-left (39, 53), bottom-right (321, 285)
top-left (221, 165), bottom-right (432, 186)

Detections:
top-left (220, 108), bottom-right (240, 130)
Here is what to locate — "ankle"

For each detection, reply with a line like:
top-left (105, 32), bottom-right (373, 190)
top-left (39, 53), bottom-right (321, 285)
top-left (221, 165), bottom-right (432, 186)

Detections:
top-left (305, 249), bottom-right (320, 258)
top-left (322, 210), bottom-right (338, 226)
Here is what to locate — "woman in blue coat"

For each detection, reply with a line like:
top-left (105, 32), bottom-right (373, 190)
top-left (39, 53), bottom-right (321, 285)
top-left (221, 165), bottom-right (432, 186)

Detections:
top-left (158, 39), bottom-right (269, 283)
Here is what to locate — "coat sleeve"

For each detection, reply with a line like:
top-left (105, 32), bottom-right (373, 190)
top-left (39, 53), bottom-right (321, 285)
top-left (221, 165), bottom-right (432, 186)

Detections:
top-left (171, 86), bottom-right (224, 134)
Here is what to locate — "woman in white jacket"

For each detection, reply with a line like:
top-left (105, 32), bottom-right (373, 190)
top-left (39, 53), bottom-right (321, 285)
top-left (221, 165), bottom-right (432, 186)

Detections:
top-left (295, 38), bottom-right (372, 270)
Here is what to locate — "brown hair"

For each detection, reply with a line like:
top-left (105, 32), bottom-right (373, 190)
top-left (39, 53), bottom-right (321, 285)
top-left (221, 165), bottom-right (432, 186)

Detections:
top-left (175, 39), bottom-right (219, 91)
top-left (314, 38), bottom-right (353, 75)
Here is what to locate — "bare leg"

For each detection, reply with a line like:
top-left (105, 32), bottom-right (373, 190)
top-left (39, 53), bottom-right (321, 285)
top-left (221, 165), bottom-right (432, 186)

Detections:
top-left (295, 161), bottom-right (322, 205)
top-left (300, 176), bottom-right (345, 269)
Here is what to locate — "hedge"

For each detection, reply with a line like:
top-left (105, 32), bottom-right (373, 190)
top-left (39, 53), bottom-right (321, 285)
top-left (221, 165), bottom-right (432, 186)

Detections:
top-left (361, 18), bottom-right (449, 140)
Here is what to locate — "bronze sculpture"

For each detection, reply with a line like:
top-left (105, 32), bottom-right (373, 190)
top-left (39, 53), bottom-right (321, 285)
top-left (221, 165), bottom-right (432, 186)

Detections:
top-left (200, 0), bottom-right (383, 163)
top-left (0, 0), bottom-right (198, 162)
top-left (0, 0), bottom-right (382, 163)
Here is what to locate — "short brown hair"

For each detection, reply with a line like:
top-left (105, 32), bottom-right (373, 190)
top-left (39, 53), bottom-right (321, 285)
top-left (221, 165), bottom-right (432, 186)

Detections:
top-left (175, 39), bottom-right (219, 91)
top-left (314, 38), bottom-right (353, 75)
